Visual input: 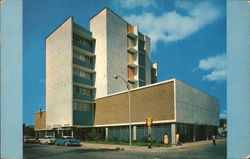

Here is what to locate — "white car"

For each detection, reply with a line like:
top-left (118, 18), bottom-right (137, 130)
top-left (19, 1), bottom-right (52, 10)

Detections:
top-left (38, 136), bottom-right (55, 145)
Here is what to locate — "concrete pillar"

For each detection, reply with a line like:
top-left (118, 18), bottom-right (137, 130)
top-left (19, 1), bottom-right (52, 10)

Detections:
top-left (105, 127), bottom-right (108, 141)
top-left (71, 129), bottom-right (74, 138)
top-left (133, 126), bottom-right (137, 141)
top-left (193, 125), bottom-right (196, 142)
top-left (171, 123), bottom-right (176, 145)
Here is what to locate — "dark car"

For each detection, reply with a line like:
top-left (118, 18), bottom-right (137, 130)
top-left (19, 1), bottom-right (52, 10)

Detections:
top-left (219, 132), bottom-right (227, 137)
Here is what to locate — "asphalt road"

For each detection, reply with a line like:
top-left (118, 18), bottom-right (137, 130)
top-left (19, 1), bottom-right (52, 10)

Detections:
top-left (24, 141), bottom-right (226, 159)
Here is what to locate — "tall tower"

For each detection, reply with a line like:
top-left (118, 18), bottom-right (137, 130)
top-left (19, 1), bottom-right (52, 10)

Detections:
top-left (46, 17), bottom-right (95, 129)
top-left (90, 8), bottom-right (152, 98)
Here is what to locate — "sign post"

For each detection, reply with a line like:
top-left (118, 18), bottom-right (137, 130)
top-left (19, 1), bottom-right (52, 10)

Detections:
top-left (146, 117), bottom-right (153, 149)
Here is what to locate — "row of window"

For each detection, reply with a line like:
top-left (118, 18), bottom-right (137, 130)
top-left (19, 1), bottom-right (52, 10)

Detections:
top-left (73, 51), bottom-right (93, 64)
top-left (73, 68), bottom-right (92, 80)
top-left (73, 33), bottom-right (93, 48)
top-left (73, 85), bottom-right (92, 96)
top-left (73, 101), bottom-right (92, 112)
top-left (139, 39), bottom-right (145, 51)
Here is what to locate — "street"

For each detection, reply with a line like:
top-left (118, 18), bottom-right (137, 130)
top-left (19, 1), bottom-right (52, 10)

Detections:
top-left (24, 141), bottom-right (226, 159)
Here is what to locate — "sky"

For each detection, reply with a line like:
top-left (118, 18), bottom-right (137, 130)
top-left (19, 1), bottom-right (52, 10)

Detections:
top-left (23, 0), bottom-right (226, 125)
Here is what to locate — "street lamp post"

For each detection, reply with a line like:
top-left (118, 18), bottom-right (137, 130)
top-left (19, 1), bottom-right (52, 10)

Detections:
top-left (114, 74), bottom-right (132, 148)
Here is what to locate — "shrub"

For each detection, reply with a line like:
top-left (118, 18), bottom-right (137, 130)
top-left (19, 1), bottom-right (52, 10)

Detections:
top-left (138, 136), bottom-right (148, 143)
top-left (86, 129), bottom-right (103, 141)
top-left (108, 136), bottom-right (119, 142)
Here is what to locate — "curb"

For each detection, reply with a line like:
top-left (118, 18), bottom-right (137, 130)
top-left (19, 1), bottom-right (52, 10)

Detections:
top-left (172, 140), bottom-right (226, 150)
top-left (82, 145), bottom-right (125, 150)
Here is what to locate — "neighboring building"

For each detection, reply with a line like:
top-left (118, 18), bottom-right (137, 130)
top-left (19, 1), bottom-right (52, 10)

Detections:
top-left (35, 8), bottom-right (219, 144)
top-left (93, 79), bottom-right (219, 144)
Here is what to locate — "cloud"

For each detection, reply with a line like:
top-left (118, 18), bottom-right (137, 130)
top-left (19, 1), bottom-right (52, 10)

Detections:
top-left (123, 1), bottom-right (220, 51)
top-left (114, 0), bottom-right (156, 9)
top-left (220, 109), bottom-right (227, 119)
top-left (198, 54), bottom-right (226, 81)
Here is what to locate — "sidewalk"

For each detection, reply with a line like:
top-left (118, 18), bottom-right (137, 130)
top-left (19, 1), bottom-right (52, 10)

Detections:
top-left (80, 138), bottom-right (226, 152)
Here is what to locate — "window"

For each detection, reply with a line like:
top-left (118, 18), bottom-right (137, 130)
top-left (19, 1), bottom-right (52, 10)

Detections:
top-left (73, 33), bottom-right (92, 49)
top-left (73, 51), bottom-right (93, 64)
top-left (139, 39), bottom-right (145, 52)
top-left (73, 68), bottom-right (92, 80)
top-left (73, 101), bottom-right (91, 112)
top-left (139, 67), bottom-right (146, 81)
top-left (73, 85), bottom-right (92, 96)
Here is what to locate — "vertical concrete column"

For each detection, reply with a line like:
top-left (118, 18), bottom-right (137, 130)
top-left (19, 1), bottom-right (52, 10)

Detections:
top-left (105, 127), bottom-right (109, 141)
top-left (71, 129), bottom-right (74, 137)
top-left (133, 126), bottom-right (137, 141)
top-left (171, 123), bottom-right (176, 145)
top-left (193, 125), bottom-right (196, 142)
top-left (206, 126), bottom-right (209, 140)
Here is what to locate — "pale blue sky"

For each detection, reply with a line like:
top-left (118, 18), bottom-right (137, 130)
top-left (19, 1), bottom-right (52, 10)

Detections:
top-left (23, 0), bottom-right (226, 125)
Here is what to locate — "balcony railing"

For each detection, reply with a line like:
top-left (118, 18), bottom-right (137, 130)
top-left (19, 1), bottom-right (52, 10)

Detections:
top-left (73, 41), bottom-right (93, 53)
top-left (73, 93), bottom-right (93, 101)
top-left (73, 58), bottom-right (94, 70)
top-left (73, 75), bottom-right (93, 86)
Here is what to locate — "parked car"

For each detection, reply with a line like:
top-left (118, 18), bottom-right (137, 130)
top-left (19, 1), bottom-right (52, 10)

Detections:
top-left (38, 136), bottom-right (55, 145)
top-left (23, 136), bottom-right (37, 144)
top-left (55, 137), bottom-right (81, 146)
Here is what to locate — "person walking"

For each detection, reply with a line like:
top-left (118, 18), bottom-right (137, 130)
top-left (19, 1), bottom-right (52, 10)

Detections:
top-left (164, 133), bottom-right (169, 146)
top-left (212, 134), bottom-right (216, 145)
top-left (176, 133), bottom-right (180, 146)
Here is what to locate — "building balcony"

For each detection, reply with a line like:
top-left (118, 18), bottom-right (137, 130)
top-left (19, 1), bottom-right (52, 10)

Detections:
top-left (73, 75), bottom-right (93, 86)
top-left (128, 62), bottom-right (138, 68)
top-left (73, 58), bottom-right (94, 70)
top-left (73, 93), bottom-right (93, 101)
top-left (128, 78), bottom-right (138, 83)
top-left (127, 46), bottom-right (137, 54)
top-left (127, 32), bottom-right (137, 39)
top-left (73, 41), bottom-right (93, 53)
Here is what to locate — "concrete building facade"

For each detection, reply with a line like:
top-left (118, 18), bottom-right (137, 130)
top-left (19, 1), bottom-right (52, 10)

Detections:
top-left (93, 79), bottom-right (219, 144)
top-left (90, 8), bottom-right (152, 98)
top-left (46, 17), bottom-right (96, 129)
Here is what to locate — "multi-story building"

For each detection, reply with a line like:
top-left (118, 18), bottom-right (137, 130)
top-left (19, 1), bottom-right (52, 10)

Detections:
top-left (45, 8), bottom-right (154, 132)
top-left (35, 8), bottom-right (219, 144)
top-left (46, 17), bottom-right (96, 131)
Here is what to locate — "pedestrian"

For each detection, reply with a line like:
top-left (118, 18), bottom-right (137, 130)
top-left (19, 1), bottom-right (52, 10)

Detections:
top-left (212, 134), bottom-right (216, 145)
top-left (176, 133), bottom-right (180, 146)
top-left (164, 133), bottom-right (169, 146)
